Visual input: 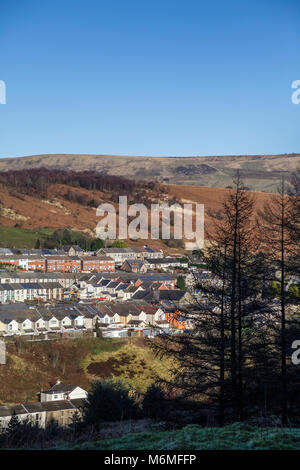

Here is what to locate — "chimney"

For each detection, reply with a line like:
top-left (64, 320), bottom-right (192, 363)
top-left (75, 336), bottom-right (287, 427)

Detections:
top-left (56, 379), bottom-right (61, 385)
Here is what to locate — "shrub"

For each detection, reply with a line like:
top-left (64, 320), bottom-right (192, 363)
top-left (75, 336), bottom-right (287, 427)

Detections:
top-left (82, 379), bottom-right (139, 426)
top-left (142, 384), bottom-right (167, 420)
top-left (176, 275), bottom-right (186, 290)
top-left (110, 240), bottom-right (128, 248)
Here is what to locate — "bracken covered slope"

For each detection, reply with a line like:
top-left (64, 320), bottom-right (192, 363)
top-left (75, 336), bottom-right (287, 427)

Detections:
top-left (0, 176), bottom-right (275, 248)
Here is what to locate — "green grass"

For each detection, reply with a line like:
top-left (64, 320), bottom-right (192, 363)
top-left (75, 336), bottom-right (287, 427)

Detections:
top-left (80, 338), bottom-right (175, 394)
top-left (55, 423), bottom-right (300, 450)
top-left (0, 226), bottom-right (93, 248)
top-left (0, 226), bottom-right (54, 248)
top-left (76, 337), bottom-right (125, 356)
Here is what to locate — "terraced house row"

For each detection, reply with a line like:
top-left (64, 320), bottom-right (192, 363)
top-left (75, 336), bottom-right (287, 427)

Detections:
top-left (0, 272), bottom-right (80, 289)
top-left (0, 255), bottom-right (115, 273)
top-left (0, 245), bottom-right (164, 272)
top-left (0, 303), bottom-right (102, 336)
top-left (0, 299), bottom-right (189, 337)
top-left (0, 282), bottom-right (63, 303)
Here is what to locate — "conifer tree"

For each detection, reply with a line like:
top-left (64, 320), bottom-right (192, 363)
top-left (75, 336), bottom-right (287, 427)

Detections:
top-left (257, 179), bottom-right (296, 425)
top-left (152, 173), bottom-right (260, 424)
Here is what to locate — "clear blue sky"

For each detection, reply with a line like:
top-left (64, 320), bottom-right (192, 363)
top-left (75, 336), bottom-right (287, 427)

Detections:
top-left (0, 0), bottom-right (299, 158)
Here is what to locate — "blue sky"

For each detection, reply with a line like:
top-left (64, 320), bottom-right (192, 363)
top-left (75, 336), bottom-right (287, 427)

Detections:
top-left (0, 0), bottom-right (299, 158)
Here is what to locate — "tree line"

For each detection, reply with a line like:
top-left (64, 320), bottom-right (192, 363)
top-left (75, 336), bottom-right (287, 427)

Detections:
top-left (0, 167), bottom-right (159, 204)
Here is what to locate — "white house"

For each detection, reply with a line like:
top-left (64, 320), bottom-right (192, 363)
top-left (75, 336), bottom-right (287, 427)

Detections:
top-left (145, 258), bottom-right (188, 271)
top-left (70, 313), bottom-right (85, 329)
top-left (136, 306), bottom-right (165, 325)
top-left (34, 318), bottom-right (47, 333)
top-left (46, 316), bottom-right (60, 331)
top-left (40, 380), bottom-right (88, 402)
top-left (6, 319), bottom-right (20, 335)
top-left (60, 316), bottom-right (73, 330)
top-left (20, 318), bottom-right (35, 334)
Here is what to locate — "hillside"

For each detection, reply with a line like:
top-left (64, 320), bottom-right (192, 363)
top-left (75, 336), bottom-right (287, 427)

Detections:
top-left (0, 168), bottom-right (277, 248)
top-left (0, 168), bottom-right (165, 249)
top-left (0, 153), bottom-right (299, 192)
top-left (0, 337), bottom-right (173, 404)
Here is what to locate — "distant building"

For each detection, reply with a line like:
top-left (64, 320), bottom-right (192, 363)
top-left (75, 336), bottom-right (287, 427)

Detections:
top-left (40, 380), bottom-right (88, 402)
top-left (81, 256), bottom-right (115, 272)
top-left (138, 246), bottom-right (164, 260)
top-left (144, 257), bottom-right (188, 271)
top-left (0, 381), bottom-right (88, 430)
top-left (57, 245), bottom-right (84, 257)
top-left (46, 256), bottom-right (82, 273)
top-left (0, 282), bottom-right (63, 303)
top-left (0, 340), bottom-right (5, 365)
top-left (121, 259), bottom-right (147, 273)
top-left (96, 248), bottom-right (140, 265)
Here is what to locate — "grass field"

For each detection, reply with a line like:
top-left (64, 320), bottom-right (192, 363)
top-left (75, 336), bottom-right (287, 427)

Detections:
top-left (0, 226), bottom-right (54, 248)
top-left (56, 423), bottom-right (300, 450)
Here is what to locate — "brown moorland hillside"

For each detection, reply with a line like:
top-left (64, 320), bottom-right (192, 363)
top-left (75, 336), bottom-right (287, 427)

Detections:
top-left (0, 167), bottom-right (278, 248)
top-left (0, 167), bottom-right (163, 241)
top-left (0, 153), bottom-right (299, 192)
top-left (167, 184), bottom-right (273, 239)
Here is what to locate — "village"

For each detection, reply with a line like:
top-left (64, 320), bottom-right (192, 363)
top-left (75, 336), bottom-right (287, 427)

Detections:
top-left (0, 242), bottom-right (298, 433)
top-left (0, 244), bottom-right (201, 340)
top-left (0, 244), bottom-right (203, 430)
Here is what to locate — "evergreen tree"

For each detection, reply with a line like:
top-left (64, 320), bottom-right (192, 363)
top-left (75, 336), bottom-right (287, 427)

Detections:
top-left (82, 379), bottom-right (139, 426)
top-left (257, 179), bottom-right (297, 425)
top-left (152, 174), bottom-right (262, 424)
top-left (91, 238), bottom-right (104, 251)
top-left (143, 384), bottom-right (166, 419)
top-left (69, 410), bottom-right (84, 435)
top-left (7, 412), bottom-right (21, 433)
top-left (176, 275), bottom-right (186, 290)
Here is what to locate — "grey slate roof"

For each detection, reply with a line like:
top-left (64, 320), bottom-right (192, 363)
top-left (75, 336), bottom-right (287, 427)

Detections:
top-left (0, 404), bottom-right (27, 417)
top-left (47, 383), bottom-right (77, 393)
top-left (156, 290), bottom-right (186, 301)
